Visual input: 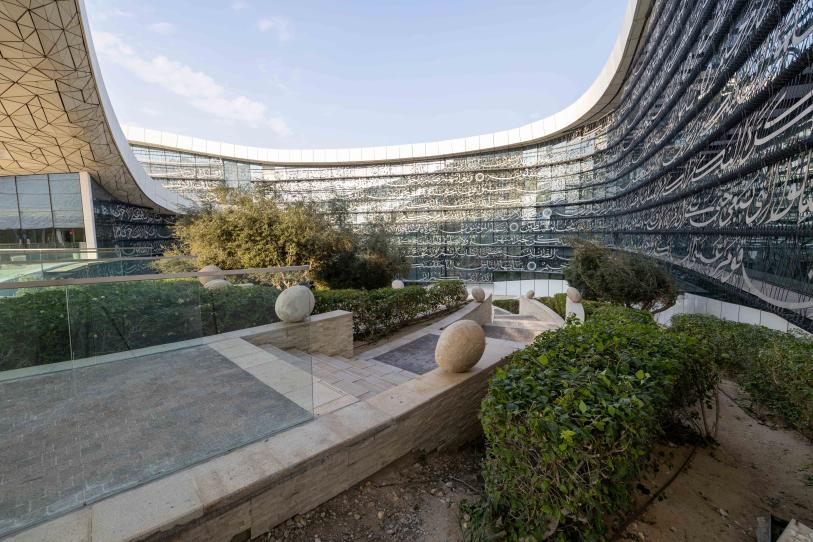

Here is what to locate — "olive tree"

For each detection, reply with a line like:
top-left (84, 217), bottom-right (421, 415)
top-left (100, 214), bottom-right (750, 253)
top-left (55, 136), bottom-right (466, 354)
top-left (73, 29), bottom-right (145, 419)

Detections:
top-left (169, 188), bottom-right (352, 287)
top-left (564, 240), bottom-right (678, 314)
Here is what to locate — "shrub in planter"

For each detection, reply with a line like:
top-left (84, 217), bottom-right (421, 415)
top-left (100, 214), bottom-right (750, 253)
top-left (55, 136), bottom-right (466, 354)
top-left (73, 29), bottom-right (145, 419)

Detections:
top-left (493, 299), bottom-right (518, 314)
top-left (314, 281), bottom-right (467, 340)
top-left (473, 306), bottom-right (716, 540)
top-left (538, 292), bottom-right (566, 317)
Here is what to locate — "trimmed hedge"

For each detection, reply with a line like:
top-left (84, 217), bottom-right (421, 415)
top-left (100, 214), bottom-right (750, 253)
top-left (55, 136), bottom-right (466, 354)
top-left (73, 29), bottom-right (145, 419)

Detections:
top-left (472, 305), bottom-right (717, 540)
top-left (538, 293), bottom-right (566, 317)
top-left (493, 299), bottom-right (519, 314)
top-left (314, 280), bottom-right (468, 340)
top-left (670, 314), bottom-right (813, 436)
top-left (538, 293), bottom-right (611, 321)
top-left (0, 280), bottom-right (281, 371)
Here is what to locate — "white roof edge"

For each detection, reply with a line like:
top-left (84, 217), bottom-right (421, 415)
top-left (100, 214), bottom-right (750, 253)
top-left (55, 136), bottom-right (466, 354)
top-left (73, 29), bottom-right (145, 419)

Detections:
top-left (122, 0), bottom-right (651, 166)
top-left (79, 0), bottom-right (191, 213)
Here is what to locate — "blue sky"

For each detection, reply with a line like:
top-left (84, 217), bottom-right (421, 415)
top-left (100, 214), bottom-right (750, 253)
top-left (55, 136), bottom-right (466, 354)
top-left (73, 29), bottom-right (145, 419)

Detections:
top-left (86, 0), bottom-right (627, 149)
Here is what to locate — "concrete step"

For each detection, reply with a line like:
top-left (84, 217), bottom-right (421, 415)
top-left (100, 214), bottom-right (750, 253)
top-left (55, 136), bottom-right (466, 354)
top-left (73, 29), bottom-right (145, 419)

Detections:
top-left (493, 314), bottom-right (537, 321)
top-left (483, 324), bottom-right (544, 343)
top-left (490, 319), bottom-right (552, 330)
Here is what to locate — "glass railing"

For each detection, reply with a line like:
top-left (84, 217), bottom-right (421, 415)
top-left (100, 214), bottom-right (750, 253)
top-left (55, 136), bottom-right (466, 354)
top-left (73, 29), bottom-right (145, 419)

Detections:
top-left (0, 266), bottom-right (314, 537)
top-left (0, 248), bottom-right (198, 287)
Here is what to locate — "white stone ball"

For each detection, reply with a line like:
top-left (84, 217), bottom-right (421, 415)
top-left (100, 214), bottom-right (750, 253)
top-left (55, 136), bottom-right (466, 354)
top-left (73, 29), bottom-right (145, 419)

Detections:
top-left (470, 286), bottom-right (486, 303)
top-left (391, 279), bottom-right (405, 289)
top-left (525, 290), bottom-right (535, 299)
top-left (203, 279), bottom-right (230, 289)
top-left (435, 320), bottom-right (486, 373)
top-left (198, 264), bottom-right (224, 285)
top-left (566, 286), bottom-right (582, 303)
top-left (275, 285), bottom-right (315, 323)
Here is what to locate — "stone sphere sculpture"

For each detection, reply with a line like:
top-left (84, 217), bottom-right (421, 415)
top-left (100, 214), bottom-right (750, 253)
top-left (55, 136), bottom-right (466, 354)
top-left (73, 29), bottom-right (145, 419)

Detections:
top-left (275, 285), bottom-right (315, 323)
top-left (525, 290), bottom-right (535, 299)
top-left (470, 286), bottom-right (486, 302)
top-left (198, 264), bottom-right (224, 285)
top-left (566, 286), bottom-right (582, 303)
top-left (391, 279), bottom-right (405, 289)
top-left (203, 279), bottom-right (230, 289)
top-left (435, 320), bottom-right (486, 373)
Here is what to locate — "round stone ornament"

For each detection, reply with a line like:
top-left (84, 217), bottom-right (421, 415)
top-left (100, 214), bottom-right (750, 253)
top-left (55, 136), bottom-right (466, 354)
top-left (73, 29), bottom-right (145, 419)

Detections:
top-left (525, 290), bottom-right (535, 299)
top-left (470, 286), bottom-right (485, 302)
top-left (391, 279), bottom-right (405, 289)
top-left (435, 320), bottom-right (486, 373)
top-left (203, 279), bottom-right (230, 289)
top-left (198, 264), bottom-right (224, 285)
top-left (566, 286), bottom-right (582, 303)
top-left (275, 285), bottom-right (315, 323)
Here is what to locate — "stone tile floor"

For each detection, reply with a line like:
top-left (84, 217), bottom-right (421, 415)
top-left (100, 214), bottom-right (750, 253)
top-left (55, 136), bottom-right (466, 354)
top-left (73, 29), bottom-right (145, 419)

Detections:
top-left (370, 333), bottom-right (441, 375)
top-left (0, 344), bottom-right (310, 538)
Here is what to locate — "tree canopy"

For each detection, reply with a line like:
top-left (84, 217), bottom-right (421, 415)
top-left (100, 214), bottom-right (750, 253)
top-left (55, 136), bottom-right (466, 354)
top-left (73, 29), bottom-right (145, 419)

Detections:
top-left (169, 188), bottom-right (406, 289)
top-left (563, 240), bottom-right (678, 314)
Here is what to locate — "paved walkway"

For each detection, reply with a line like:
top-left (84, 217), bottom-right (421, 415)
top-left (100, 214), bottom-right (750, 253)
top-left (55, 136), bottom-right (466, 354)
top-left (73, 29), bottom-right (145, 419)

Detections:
top-left (0, 343), bottom-right (310, 538)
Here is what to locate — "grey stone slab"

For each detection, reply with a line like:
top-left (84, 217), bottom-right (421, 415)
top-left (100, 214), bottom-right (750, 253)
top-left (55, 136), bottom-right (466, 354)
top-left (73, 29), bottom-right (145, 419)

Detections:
top-left (0, 344), bottom-right (311, 538)
top-left (372, 334), bottom-right (440, 375)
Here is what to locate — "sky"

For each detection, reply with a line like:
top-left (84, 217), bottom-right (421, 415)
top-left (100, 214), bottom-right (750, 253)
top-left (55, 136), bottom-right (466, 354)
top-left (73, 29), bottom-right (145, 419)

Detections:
top-left (86, 0), bottom-right (628, 149)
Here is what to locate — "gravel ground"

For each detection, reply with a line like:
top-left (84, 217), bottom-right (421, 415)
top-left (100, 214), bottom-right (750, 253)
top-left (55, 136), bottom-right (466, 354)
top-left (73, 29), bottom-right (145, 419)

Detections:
top-left (254, 444), bottom-right (484, 542)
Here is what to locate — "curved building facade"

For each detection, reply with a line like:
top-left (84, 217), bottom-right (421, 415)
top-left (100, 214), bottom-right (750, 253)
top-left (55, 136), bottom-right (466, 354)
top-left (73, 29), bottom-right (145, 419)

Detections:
top-left (1, 0), bottom-right (812, 331)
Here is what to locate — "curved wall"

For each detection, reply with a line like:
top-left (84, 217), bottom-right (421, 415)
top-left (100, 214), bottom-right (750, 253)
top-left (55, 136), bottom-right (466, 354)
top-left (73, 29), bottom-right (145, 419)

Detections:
top-left (124, 0), bottom-right (813, 332)
top-left (0, 0), bottom-right (187, 214)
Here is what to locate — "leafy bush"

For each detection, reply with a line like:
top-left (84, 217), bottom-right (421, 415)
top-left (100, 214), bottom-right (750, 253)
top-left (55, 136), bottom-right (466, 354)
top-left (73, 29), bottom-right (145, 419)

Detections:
top-left (538, 293), bottom-right (566, 317)
top-left (315, 215), bottom-right (408, 290)
top-left (671, 314), bottom-right (813, 436)
top-left (564, 240), bottom-right (677, 314)
top-left (171, 189), bottom-right (407, 290)
top-left (171, 190), bottom-right (350, 288)
top-left (493, 299), bottom-right (519, 314)
top-left (471, 306), bottom-right (717, 540)
top-left (0, 280), bottom-right (281, 371)
top-left (314, 281), bottom-right (468, 340)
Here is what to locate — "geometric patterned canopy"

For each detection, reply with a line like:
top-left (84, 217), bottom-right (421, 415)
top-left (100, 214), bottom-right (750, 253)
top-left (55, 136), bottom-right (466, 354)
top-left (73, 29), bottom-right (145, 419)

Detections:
top-left (0, 0), bottom-right (177, 212)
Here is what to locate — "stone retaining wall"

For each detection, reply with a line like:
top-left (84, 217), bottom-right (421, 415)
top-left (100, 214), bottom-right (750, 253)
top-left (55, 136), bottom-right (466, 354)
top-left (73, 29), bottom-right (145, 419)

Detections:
top-left (519, 296), bottom-right (565, 326)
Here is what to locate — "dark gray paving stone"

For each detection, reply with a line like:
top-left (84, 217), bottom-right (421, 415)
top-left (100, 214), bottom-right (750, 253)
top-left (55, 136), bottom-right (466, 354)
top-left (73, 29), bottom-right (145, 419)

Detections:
top-left (0, 345), bottom-right (311, 538)
top-left (373, 334), bottom-right (440, 375)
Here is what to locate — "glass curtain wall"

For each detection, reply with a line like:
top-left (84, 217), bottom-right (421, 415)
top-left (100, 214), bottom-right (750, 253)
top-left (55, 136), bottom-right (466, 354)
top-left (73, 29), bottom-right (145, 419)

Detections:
top-left (0, 173), bottom-right (85, 247)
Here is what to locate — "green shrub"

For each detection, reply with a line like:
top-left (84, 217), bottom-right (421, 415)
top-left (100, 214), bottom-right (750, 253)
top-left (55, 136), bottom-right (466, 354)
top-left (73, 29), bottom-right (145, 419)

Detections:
top-left (582, 299), bottom-right (608, 320)
top-left (314, 280), bottom-right (468, 340)
top-left (537, 295), bottom-right (618, 322)
top-left (564, 240), bottom-right (677, 313)
top-left (493, 299), bottom-right (519, 314)
top-left (0, 280), bottom-right (281, 371)
top-left (538, 292), bottom-right (566, 317)
top-left (671, 314), bottom-right (813, 436)
top-left (472, 306), bottom-right (717, 540)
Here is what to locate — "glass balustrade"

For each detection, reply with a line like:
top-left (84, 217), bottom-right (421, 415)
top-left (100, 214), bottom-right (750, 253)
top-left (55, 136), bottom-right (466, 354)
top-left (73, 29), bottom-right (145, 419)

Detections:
top-left (0, 267), bottom-right (313, 537)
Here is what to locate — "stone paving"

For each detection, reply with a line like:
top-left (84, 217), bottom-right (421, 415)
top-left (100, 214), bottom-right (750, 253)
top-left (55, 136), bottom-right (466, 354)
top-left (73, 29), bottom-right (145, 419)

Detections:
top-left (371, 333), bottom-right (441, 374)
top-left (0, 344), bottom-right (310, 538)
top-left (282, 349), bottom-right (418, 402)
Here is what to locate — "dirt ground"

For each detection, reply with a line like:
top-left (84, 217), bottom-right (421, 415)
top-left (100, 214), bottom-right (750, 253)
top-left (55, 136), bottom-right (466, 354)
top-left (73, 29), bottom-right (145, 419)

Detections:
top-left (255, 379), bottom-right (812, 542)
top-left (255, 446), bottom-right (484, 542)
top-left (623, 380), bottom-right (813, 542)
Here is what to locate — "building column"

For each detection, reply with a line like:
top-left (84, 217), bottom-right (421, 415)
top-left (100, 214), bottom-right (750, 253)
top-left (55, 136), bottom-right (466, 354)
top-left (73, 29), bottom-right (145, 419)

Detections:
top-left (78, 172), bottom-right (97, 254)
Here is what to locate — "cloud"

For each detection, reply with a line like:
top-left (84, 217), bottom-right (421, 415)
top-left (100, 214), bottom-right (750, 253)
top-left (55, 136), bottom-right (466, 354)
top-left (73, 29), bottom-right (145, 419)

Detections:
top-left (85, 0), bottom-right (133, 22)
top-left (231, 0), bottom-right (248, 10)
top-left (257, 17), bottom-right (293, 42)
top-left (148, 22), bottom-right (174, 34)
top-left (94, 32), bottom-right (289, 135)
